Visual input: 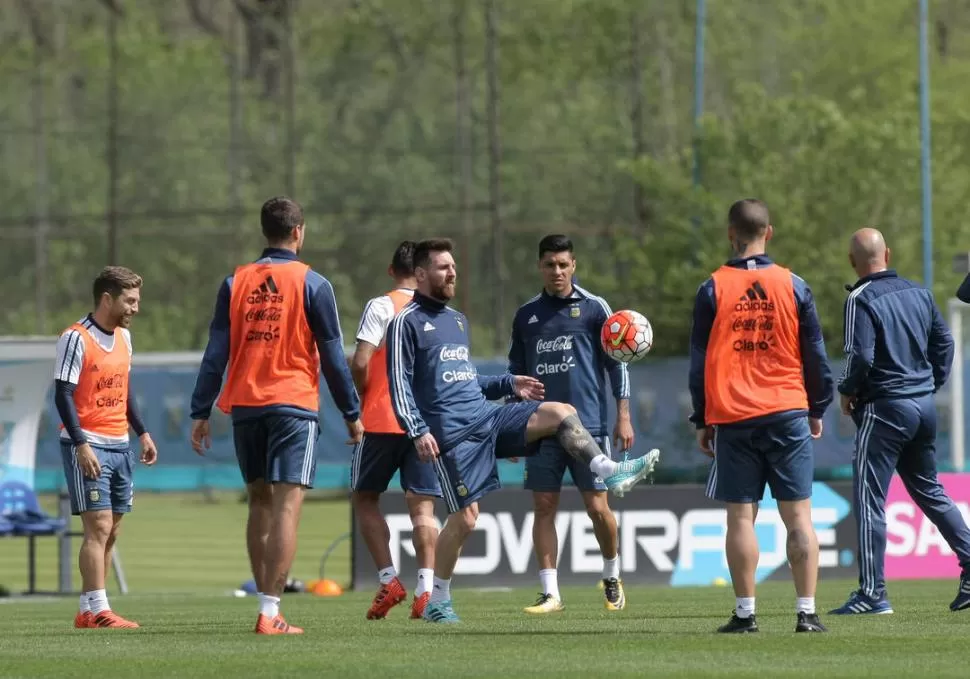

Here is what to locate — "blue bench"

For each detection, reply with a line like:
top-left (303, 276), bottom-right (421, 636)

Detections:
top-left (0, 481), bottom-right (68, 594)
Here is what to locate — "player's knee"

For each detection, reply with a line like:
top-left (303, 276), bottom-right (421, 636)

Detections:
top-left (584, 495), bottom-right (612, 524)
top-left (550, 402), bottom-right (577, 423)
top-left (533, 493), bottom-right (559, 520)
top-left (82, 512), bottom-right (113, 542)
top-left (247, 482), bottom-right (272, 508)
top-left (353, 490), bottom-right (380, 510)
top-left (454, 506), bottom-right (478, 535)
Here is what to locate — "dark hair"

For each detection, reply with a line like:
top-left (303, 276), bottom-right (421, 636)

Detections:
top-left (727, 199), bottom-right (770, 240)
top-left (260, 196), bottom-right (304, 243)
top-left (413, 238), bottom-right (454, 270)
top-left (538, 234), bottom-right (574, 259)
top-left (93, 266), bottom-right (142, 306)
top-left (390, 240), bottom-right (417, 278)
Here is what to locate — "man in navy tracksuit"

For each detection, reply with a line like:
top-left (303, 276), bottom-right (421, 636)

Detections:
top-left (385, 238), bottom-right (658, 624)
top-left (832, 227), bottom-right (970, 615)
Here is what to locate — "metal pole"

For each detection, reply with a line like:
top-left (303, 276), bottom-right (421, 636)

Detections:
top-left (691, 0), bottom-right (706, 189)
top-left (283, 0), bottom-right (296, 197)
top-left (454, 0), bottom-right (473, 315)
top-left (485, 0), bottom-right (504, 354)
top-left (950, 298), bottom-right (965, 471)
top-left (920, 0), bottom-right (933, 290)
top-left (106, 7), bottom-right (119, 265)
top-left (32, 30), bottom-right (49, 334)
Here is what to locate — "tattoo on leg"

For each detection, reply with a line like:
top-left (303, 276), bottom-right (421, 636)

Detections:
top-left (556, 415), bottom-right (601, 465)
top-left (787, 528), bottom-right (810, 566)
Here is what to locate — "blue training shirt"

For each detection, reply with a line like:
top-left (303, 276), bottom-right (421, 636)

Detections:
top-left (507, 285), bottom-right (629, 437)
top-left (190, 247), bottom-right (361, 423)
top-left (839, 269), bottom-right (953, 403)
top-left (688, 254), bottom-right (834, 429)
top-left (385, 291), bottom-right (515, 449)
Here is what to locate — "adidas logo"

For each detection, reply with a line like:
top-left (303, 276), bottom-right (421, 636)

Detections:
top-left (527, 315), bottom-right (538, 324)
top-left (247, 275), bottom-right (284, 304)
top-left (735, 281), bottom-right (774, 311)
top-left (423, 322), bottom-right (435, 332)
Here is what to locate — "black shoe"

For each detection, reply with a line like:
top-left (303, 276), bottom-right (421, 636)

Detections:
top-left (717, 613), bottom-right (758, 633)
top-left (795, 612), bottom-right (826, 632)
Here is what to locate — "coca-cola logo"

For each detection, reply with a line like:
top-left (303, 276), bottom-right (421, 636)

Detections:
top-left (440, 345), bottom-right (470, 362)
top-left (95, 373), bottom-right (124, 391)
top-left (245, 307), bottom-right (283, 323)
top-left (536, 335), bottom-right (573, 354)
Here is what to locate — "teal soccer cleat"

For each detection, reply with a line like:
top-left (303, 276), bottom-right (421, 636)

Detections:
top-left (605, 448), bottom-right (660, 498)
top-left (423, 600), bottom-right (461, 624)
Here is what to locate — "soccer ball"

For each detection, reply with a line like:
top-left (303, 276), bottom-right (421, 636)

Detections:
top-left (600, 309), bottom-right (653, 363)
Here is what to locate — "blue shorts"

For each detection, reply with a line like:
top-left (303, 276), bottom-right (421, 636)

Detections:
top-left (705, 416), bottom-right (813, 504)
top-left (350, 433), bottom-right (441, 496)
top-left (232, 415), bottom-right (320, 488)
top-left (524, 436), bottom-right (612, 492)
top-left (434, 401), bottom-right (541, 513)
top-left (60, 442), bottom-right (134, 516)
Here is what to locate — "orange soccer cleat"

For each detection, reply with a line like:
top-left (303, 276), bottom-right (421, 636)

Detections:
top-left (254, 613), bottom-right (304, 635)
top-left (366, 577), bottom-right (407, 620)
top-left (410, 592), bottom-right (430, 619)
top-left (73, 611), bottom-right (95, 629)
top-left (92, 611), bottom-right (140, 629)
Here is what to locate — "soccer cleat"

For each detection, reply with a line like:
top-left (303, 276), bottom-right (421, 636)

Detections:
top-left (92, 611), bottom-right (140, 629)
top-left (717, 613), bottom-right (759, 634)
top-left (523, 593), bottom-right (564, 615)
top-left (423, 600), bottom-right (461, 623)
top-left (410, 592), bottom-right (431, 619)
top-left (604, 449), bottom-right (660, 498)
top-left (828, 590), bottom-right (893, 615)
top-left (366, 577), bottom-right (407, 620)
top-left (603, 578), bottom-right (626, 611)
top-left (795, 612), bottom-right (827, 633)
top-left (950, 576), bottom-right (970, 611)
top-left (254, 613), bottom-right (304, 635)
top-left (73, 611), bottom-right (95, 629)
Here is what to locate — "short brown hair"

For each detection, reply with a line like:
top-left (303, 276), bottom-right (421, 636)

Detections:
top-left (260, 196), bottom-right (304, 243)
top-left (413, 238), bottom-right (454, 270)
top-left (728, 199), bottom-right (770, 240)
top-left (93, 266), bottom-right (142, 306)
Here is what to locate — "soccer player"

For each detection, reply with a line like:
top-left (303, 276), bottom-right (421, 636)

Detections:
top-left (189, 196), bottom-right (362, 635)
top-left (508, 234), bottom-right (652, 614)
top-left (350, 240), bottom-right (441, 620)
top-left (689, 199), bottom-right (833, 634)
top-left (830, 227), bottom-right (970, 615)
top-left (54, 266), bottom-right (158, 629)
top-left (387, 237), bottom-right (659, 624)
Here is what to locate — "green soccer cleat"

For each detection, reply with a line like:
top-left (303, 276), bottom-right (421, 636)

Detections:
top-left (605, 448), bottom-right (660, 498)
top-left (423, 600), bottom-right (461, 624)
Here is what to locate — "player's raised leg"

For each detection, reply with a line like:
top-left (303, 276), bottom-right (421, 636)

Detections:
top-left (525, 402), bottom-right (659, 497)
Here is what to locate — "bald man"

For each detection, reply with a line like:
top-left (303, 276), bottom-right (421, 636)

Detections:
top-left (833, 227), bottom-right (970, 615)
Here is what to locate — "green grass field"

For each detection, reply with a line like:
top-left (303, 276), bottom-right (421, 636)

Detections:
top-left (2, 494), bottom-right (969, 678)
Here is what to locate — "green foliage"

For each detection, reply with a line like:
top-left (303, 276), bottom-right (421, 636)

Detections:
top-left (1, 0), bottom-right (968, 356)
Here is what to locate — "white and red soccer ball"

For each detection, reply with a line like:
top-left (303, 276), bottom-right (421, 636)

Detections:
top-left (600, 309), bottom-right (653, 363)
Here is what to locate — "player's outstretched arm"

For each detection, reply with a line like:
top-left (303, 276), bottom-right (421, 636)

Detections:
top-left (385, 313), bottom-right (428, 439)
top-left (928, 293), bottom-right (955, 392)
top-left (307, 274), bottom-right (361, 422)
top-left (688, 280), bottom-right (715, 434)
top-left (793, 277), bottom-right (834, 419)
top-left (190, 278), bottom-right (232, 421)
top-left (477, 373), bottom-right (517, 401)
top-left (958, 272), bottom-right (970, 304)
